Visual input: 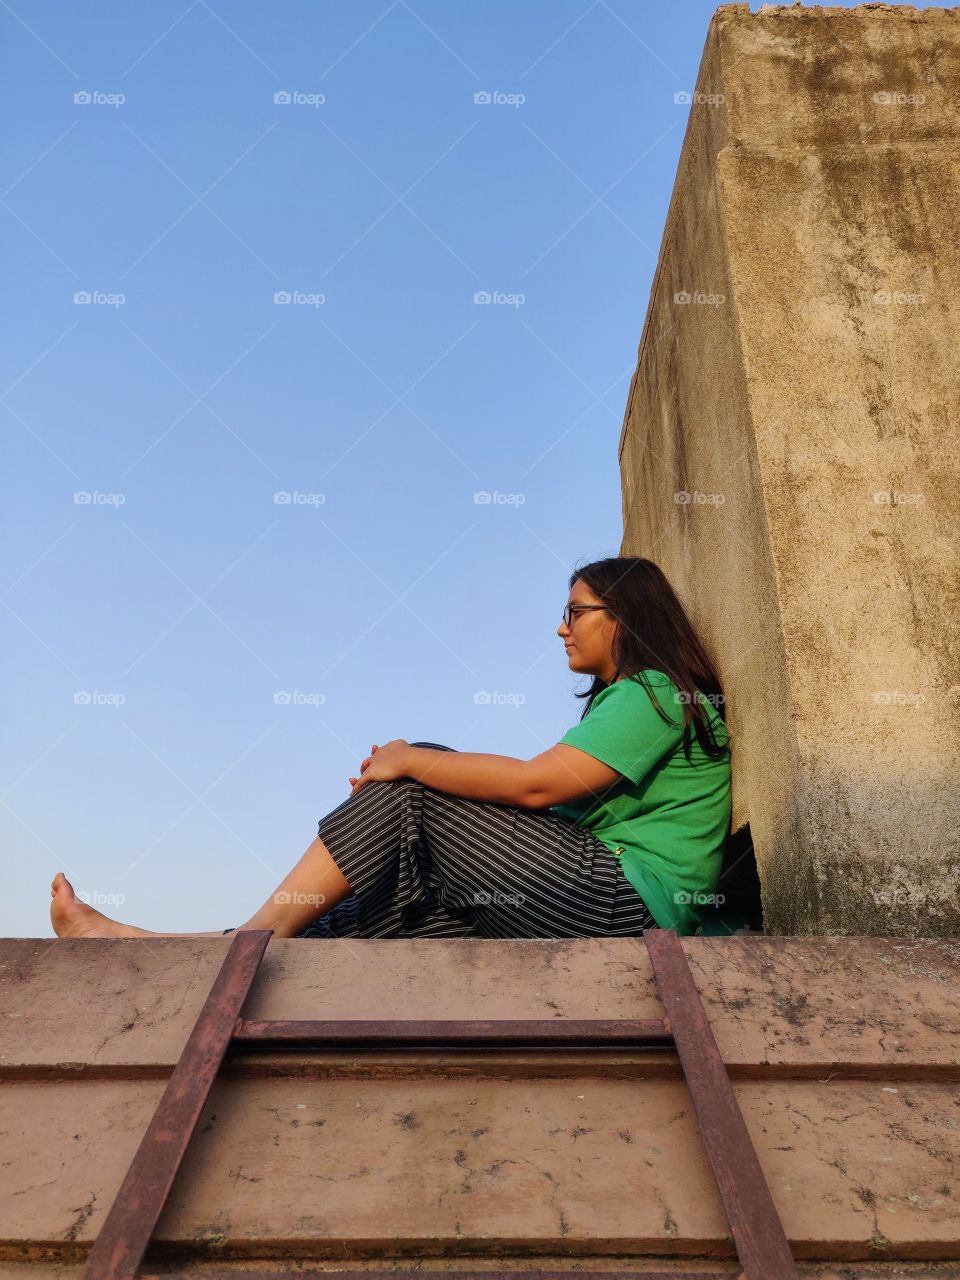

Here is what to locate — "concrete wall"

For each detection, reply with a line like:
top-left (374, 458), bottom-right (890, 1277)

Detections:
top-left (619, 3), bottom-right (960, 936)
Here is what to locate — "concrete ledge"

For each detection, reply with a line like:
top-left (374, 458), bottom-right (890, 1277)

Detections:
top-left (3, 935), bottom-right (959, 1074)
top-left (2, 936), bottom-right (958, 1269)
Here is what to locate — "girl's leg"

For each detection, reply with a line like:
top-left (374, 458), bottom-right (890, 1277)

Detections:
top-left (50, 740), bottom-right (469, 940)
top-left (301, 743), bottom-right (485, 939)
top-left (49, 833), bottom-right (354, 940)
top-left (302, 741), bottom-right (632, 940)
top-left (235, 835), bottom-right (353, 935)
top-left (48, 738), bottom-right (649, 942)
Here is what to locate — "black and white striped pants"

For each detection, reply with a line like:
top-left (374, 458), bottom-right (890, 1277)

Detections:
top-left (299, 741), bottom-right (657, 940)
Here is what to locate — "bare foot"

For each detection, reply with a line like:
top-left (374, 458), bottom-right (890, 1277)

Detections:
top-left (49, 871), bottom-right (146, 939)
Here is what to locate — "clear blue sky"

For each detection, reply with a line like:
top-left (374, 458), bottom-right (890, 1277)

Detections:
top-left (2, 0), bottom-right (923, 936)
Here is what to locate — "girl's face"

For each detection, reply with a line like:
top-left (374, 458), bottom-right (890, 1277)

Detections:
top-left (557, 578), bottom-right (621, 683)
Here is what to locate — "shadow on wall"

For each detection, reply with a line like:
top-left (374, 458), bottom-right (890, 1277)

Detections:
top-left (697, 824), bottom-right (764, 937)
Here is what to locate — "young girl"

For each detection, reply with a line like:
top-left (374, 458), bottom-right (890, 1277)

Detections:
top-left (50, 557), bottom-right (731, 941)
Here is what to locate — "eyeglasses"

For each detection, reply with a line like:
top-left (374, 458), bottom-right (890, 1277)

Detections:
top-left (562, 604), bottom-right (610, 629)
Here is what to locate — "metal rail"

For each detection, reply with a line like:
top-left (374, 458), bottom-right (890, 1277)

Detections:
top-left (80, 928), bottom-right (799, 1280)
top-left (646, 929), bottom-right (800, 1279)
top-left (80, 930), bottom-right (271, 1280)
top-left (232, 1015), bottom-right (675, 1048)
top-left (143, 1272), bottom-right (737, 1279)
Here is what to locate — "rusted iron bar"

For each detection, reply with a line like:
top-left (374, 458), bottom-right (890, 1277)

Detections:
top-left (80, 929), bottom-right (273, 1280)
top-left (645, 927), bottom-right (799, 1280)
top-left (232, 1016), bottom-right (674, 1049)
top-left (142, 1272), bottom-right (738, 1279)
top-left (79, 927), bottom-right (798, 1279)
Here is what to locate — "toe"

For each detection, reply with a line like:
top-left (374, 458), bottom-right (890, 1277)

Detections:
top-left (51, 871), bottom-right (75, 903)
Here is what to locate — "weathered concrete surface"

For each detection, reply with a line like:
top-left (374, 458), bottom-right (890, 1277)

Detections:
top-left (1, 936), bottom-right (958, 1272)
top-left (3, 1075), bottom-right (958, 1258)
top-left (4, 935), bottom-right (959, 1075)
top-left (617, 2), bottom-right (960, 935)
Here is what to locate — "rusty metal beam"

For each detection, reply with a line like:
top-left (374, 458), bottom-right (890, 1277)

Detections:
top-left (80, 929), bottom-right (273, 1280)
top-left (645, 927), bottom-right (799, 1280)
top-left (78, 926), bottom-right (799, 1280)
top-left (232, 1016), bottom-right (673, 1050)
top-left (142, 1272), bottom-right (738, 1279)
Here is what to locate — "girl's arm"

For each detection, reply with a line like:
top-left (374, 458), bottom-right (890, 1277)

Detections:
top-left (402, 742), bottom-right (622, 809)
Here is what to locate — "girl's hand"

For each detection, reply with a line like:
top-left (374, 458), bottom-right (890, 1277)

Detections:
top-left (348, 739), bottom-right (411, 796)
top-left (349, 743), bottom-right (379, 788)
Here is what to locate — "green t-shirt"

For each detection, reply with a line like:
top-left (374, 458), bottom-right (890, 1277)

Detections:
top-left (551, 670), bottom-right (731, 935)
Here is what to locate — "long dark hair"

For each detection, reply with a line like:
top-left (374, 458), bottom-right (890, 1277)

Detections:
top-left (570, 556), bottom-right (729, 762)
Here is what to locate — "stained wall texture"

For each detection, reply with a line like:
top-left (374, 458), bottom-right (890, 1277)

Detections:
top-left (618, 3), bottom-right (960, 936)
